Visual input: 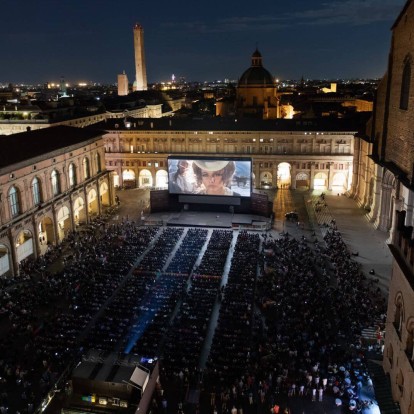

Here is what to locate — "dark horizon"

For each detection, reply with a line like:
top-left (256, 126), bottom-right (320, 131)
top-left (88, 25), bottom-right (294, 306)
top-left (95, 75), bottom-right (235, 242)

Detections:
top-left (0, 0), bottom-right (406, 85)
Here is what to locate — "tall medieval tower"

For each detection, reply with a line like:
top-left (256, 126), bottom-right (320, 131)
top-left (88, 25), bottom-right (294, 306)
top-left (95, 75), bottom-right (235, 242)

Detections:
top-left (133, 24), bottom-right (148, 91)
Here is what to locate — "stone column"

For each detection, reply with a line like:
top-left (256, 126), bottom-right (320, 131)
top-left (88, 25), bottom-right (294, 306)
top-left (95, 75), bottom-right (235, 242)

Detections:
top-left (386, 196), bottom-right (402, 244)
top-left (8, 228), bottom-right (18, 276)
top-left (83, 186), bottom-right (90, 224)
top-left (328, 163), bottom-right (334, 191)
top-left (310, 162), bottom-right (316, 190)
top-left (291, 162), bottom-right (297, 189)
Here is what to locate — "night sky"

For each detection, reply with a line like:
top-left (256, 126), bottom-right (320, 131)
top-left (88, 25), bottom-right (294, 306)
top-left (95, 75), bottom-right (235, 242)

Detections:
top-left (0, 0), bottom-right (406, 84)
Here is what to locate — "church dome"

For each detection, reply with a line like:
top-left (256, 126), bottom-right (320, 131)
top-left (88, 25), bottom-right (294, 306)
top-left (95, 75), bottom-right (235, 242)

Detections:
top-left (238, 49), bottom-right (275, 87)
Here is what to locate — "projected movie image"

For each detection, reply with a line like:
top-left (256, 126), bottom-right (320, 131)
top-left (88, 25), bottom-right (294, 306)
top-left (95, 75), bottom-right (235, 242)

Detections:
top-left (168, 158), bottom-right (251, 197)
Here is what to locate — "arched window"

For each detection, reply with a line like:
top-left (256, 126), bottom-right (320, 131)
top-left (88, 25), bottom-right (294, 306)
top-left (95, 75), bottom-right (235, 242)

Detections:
top-left (406, 319), bottom-right (414, 361)
top-left (96, 153), bottom-right (102, 173)
top-left (51, 170), bottom-right (60, 196)
top-left (400, 59), bottom-right (411, 110)
top-left (32, 177), bottom-right (42, 206)
top-left (9, 186), bottom-right (20, 217)
top-left (69, 163), bottom-right (77, 187)
top-left (83, 157), bottom-right (90, 180)
top-left (394, 296), bottom-right (404, 337)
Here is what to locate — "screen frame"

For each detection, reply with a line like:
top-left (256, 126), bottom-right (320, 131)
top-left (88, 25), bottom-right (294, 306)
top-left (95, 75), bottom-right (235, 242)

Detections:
top-left (167, 156), bottom-right (252, 198)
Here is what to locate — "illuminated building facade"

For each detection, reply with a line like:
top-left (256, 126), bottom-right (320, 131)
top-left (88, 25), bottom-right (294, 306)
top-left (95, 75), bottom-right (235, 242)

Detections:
top-left (0, 126), bottom-right (114, 277)
top-left (118, 71), bottom-right (129, 96)
top-left (99, 117), bottom-right (356, 192)
top-left (132, 24), bottom-right (148, 92)
top-left (350, 1), bottom-right (414, 412)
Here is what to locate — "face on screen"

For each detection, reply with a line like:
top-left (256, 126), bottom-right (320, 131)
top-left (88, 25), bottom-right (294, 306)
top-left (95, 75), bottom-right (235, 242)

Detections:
top-left (201, 170), bottom-right (225, 195)
top-left (168, 158), bottom-right (251, 197)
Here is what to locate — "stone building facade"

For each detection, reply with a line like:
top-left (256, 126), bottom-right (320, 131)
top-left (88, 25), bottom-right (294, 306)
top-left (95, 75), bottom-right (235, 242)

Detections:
top-left (99, 117), bottom-right (356, 193)
top-left (0, 126), bottom-right (114, 277)
top-left (350, 0), bottom-right (414, 412)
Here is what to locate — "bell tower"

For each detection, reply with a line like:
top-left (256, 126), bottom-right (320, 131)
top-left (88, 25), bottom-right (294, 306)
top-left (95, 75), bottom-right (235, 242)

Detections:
top-left (133, 24), bottom-right (148, 91)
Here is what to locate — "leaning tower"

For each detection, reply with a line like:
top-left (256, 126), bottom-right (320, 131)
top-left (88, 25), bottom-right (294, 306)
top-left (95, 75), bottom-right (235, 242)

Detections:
top-left (133, 23), bottom-right (147, 91)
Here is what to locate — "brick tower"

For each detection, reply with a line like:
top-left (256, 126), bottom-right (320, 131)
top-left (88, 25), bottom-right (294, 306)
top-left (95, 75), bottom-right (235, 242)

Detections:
top-left (133, 24), bottom-right (147, 91)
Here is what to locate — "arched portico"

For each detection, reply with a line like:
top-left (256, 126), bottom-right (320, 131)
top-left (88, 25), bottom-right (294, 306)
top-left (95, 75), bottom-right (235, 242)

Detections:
top-left (332, 172), bottom-right (347, 191)
top-left (88, 189), bottom-right (99, 216)
top-left (100, 182), bottom-right (110, 206)
top-left (260, 172), bottom-right (273, 188)
top-left (57, 206), bottom-right (71, 241)
top-left (314, 172), bottom-right (328, 190)
top-left (15, 230), bottom-right (34, 264)
top-left (139, 169), bottom-right (153, 188)
top-left (295, 172), bottom-right (310, 190)
top-left (277, 162), bottom-right (291, 189)
top-left (0, 244), bottom-right (11, 276)
top-left (377, 170), bottom-right (396, 232)
top-left (38, 217), bottom-right (55, 255)
top-left (155, 170), bottom-right (168, 188)
top-left (122, 169), bottom-right (136, 188)
top-left (73, 197), bottom-right (87, 225)
top-left (113, 172), bottom-right (120, 188)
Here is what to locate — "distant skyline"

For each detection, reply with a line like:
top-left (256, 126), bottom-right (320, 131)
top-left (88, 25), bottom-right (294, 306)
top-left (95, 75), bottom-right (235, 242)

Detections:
top-left (0, 0), bottom-right (406, 84)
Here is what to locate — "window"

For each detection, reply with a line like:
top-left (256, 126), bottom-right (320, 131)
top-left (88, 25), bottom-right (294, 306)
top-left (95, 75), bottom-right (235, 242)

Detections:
top-left (96, 153), bottom-right (102, 173)
top-left (83, 157), bottom-right (90, 180)
top-left (400, 59), bottom-right (411, 110)
top-left (394, 298), bottom-right (404, 337)
top-left (51, 170), bottom-right (60, 196)
top-left (9, 186), bottom-right (20, 217)
top-left (69, 163), bottom-right (77, 187)
top-left (32, 177), bottom-right (42, 205)
top-left (406, 325), bottom-right (414, 360)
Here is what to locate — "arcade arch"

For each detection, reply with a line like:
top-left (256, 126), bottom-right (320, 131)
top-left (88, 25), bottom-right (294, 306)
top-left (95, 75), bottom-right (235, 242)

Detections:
top-left (260, 172), bottom-right (272, 188)
top-left (296, 172), bottom-right (310, 190)
top-left (314, 172), bottom-right (328, 189)
top-left (0, 244), bottom-right (10, 276)
top-left (277, 162), bottom-right (291, 189)
top-left (15, 230), bottom-right (34, 264)
top-left (73, 197), bottom-right (87, 224)
top-left (88, 189), bottom-right (99, 215)
top-left (139, 169), bottom-right (153, 188)
top-left (332, 172), bottom-right (347, 191)
top-left (113, 172), bottom-right (120, 188)
top-left (38, 217), bottom-right (55, 255)
top-left (57, 206), bottom-right (71, 241)
top-left (122, 169), bottom-right (136, 188)
top-left (100, 182), bottom-right (110, 206)
top-left (155, 170), bottom-right (168, 188)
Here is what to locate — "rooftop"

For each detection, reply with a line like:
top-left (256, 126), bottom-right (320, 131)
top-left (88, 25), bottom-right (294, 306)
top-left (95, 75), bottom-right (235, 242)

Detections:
top-left (0, 125), bottom-right (104, 170)
top-left (96, 117), bottom-right (360, 133)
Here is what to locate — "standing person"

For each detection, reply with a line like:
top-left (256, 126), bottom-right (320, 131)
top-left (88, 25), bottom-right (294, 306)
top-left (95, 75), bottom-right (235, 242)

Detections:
top-left (169, 160), bottom-right (195, 193)
top-left (318, 387), bottom-right (323, 402)
top-left (192, 160), bottom-right (240, 196)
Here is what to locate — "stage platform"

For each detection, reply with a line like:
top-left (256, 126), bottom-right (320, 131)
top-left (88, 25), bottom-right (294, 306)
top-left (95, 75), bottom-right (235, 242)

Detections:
top-left (143, 211), bottom-right (271, 230)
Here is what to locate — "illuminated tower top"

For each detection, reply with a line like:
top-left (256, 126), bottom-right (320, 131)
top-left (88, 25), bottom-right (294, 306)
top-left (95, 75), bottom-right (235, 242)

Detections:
top-left (133, 23), bottom-right (147, 91)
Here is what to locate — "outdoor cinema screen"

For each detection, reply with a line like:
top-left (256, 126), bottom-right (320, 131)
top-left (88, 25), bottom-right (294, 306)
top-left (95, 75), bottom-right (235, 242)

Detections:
top-left (168, 157), bottom-right (252, 198)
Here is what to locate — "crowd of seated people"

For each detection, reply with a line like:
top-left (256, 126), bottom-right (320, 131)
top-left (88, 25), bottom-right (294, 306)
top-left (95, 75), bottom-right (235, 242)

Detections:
top-left (132, 229), bottom-right (209, 356)
top-left (162, 230), bottom-right (234, 382)
top-left (166, 229), bottom-right (208, 275)
top-left (205, 231), bottom-right (260, 387)
top-left (0, 222), bottom-right (158, 414)
top-left (82, 227), bottom-right (185, 353)
top-left (198, 229), bottom-right (386, 413)
top-left (0, 217), bottom-right (387, 414)
top-left (136, 228), bottom-right (184, 273)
